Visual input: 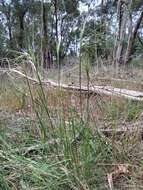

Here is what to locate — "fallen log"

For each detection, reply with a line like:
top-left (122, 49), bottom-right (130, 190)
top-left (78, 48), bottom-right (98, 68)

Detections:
top-left (1, 68), bottom-right (143, 101)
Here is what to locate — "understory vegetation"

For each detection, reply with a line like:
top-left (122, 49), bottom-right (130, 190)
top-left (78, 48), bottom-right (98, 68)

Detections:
top-left (0, 0), bottom-right (143, 189)
top-left (0, 69), bottom-right (143, 190)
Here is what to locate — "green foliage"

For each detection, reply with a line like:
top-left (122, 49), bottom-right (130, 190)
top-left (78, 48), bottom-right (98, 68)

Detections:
top-left (104, 99), bottom-right (143, 122)
top-left (131, 0), bottom-right (143, 11)
top-left (64, 0), bottom-right (79, 15)
top-left (124, 101), bottom-right (143, 121)
top-left (130, 57), bottom-right (143, 68)
top-left (0, 0), bottom-right (143, 64)
top-left (104, 101), bottom-right (121, 121)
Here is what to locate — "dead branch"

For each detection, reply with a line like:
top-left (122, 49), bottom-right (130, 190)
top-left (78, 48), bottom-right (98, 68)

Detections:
top-left (1, 68), bottom-right (143, 101)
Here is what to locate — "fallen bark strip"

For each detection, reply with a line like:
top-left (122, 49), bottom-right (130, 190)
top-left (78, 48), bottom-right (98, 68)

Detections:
top-left (1, 68), bottom-right (143, 101)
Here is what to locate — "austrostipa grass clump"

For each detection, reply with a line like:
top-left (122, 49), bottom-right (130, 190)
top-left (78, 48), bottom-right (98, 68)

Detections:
top-left (0, 101), bottom-right (143, 190)
top-left (1, 47), bottom-right (143, 190)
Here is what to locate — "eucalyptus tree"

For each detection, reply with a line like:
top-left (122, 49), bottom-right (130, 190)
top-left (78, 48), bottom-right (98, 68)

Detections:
top-left (11, 0), bottom-right (34, 50)
top-left (114, 0), bottom-right (143, 64)
top-left (51, 0), bottom-right (80, 60)
top-left (79, 0), bottom-right (114, 63)
top-left (0, 0), bottom-right (14, 49)
top-left (0, 0), bottom-right (142, 68)
top-left (124, 0), bottom-right (143, 63)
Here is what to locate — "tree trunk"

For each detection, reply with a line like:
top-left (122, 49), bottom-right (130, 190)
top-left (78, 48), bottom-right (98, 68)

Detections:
top-left (53, 0), bottom-right (59, 66)
top-left (19, 14), bottom-right (25, 50)
top-left (54, 0), bottom-right (58, 43)
top-left (42, 2), bottom-right (51, 69)
top-left (18, 4), bottom-right (29, 50)
top-left (8, 24), bottom-right (12, 43)
top-left (124, 11), bottom-right (143, 64)
top-left (7, 14), bottom-right (12, 48)
top-left (1, 1), bottom-right (13, 48)
top-left (115, 0), bottom-right (127, 65)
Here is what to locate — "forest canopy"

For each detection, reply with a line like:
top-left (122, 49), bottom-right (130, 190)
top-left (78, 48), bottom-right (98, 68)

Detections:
top-left (0, 0), bottom-right (143, 68)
